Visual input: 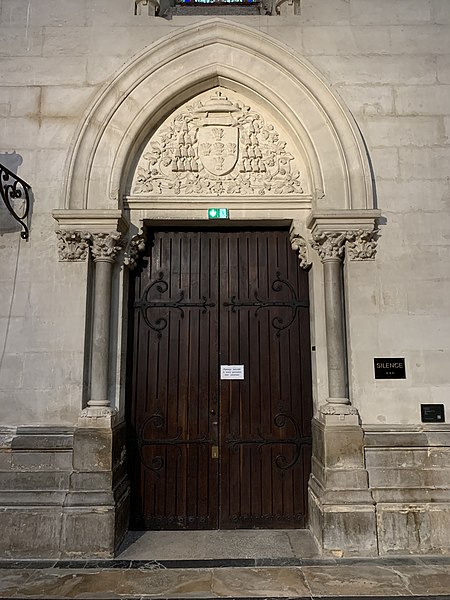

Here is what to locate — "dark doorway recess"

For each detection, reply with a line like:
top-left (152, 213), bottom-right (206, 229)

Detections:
top-left (126, 228), bottom-right (313, 530)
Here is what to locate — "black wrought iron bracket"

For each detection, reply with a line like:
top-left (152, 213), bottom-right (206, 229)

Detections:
top-left (0, 163), bottom-right (31, 240)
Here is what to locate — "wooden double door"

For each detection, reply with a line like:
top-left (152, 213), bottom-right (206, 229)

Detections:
top-left (127, 228), bottom-right (312, 530)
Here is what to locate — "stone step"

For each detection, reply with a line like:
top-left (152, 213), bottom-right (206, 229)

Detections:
top-left (1, 559), bottom-right (450, 599)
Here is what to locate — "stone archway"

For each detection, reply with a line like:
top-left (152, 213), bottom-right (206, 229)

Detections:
top-left (53, 19), bottom-right (380, 556)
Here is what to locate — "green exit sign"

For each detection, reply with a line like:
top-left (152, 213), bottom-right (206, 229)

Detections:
top-left (208, 208), bottom-right (229, 220)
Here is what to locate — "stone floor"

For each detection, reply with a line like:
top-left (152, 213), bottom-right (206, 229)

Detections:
top-left (1, 530), bottom-right (450, 599)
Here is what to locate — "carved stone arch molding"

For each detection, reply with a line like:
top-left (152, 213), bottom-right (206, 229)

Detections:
top-left (53, 18), bottom-right (381, 556)
top-left (58, 19), bottom-right (374, 213)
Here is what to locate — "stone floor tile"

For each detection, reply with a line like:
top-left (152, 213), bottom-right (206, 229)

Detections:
top-left (0, 569), bottom-right (36, 598)
top-left (6, 568), bottom-right (213, 598)
top-left (301, 564), bottom-right (410, 596)
top-left (391, 564), bottom-right (450, 596)
top-left (211, 566), bottom-right (310, 597)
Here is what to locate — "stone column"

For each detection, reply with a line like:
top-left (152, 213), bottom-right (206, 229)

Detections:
top-left (53, 214), bottom-right (130, 557)
top-left (312, 231), bottom-right (352, 412)
top-left (85, 232), bottom-right (124, 417)
top-left (67, 231), bottom-right (129, 559)
top-left (307, 226), bottom-right (378, 557)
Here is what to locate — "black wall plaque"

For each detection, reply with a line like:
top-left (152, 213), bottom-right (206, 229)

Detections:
top-left (421, 404), bottom-right (445, 423)
top-left (374, 358), bottom-right (406, 379)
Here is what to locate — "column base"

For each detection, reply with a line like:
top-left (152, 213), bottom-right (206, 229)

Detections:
top-left (320, 402), bottom-right (360, 424)
top-left (62, 421), bottom-right (130, 557)
top-left (308, 415), bottom-right (378, 556)
top-left (309, 488), bottom-right (378, 557)
top-left (79, 407), bottom-right (119, 428)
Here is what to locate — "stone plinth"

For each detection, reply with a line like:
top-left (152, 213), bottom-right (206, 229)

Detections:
top-left (308, 415), bottom-right (377, 557)
top-left (0, 423), bottom-right (129, 559)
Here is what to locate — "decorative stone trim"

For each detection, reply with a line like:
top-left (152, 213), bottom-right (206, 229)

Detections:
top-left (320, 404), bottom-right (358, 416)
top-left (56, 230), bottom-right (92, 262)
top-left (290, 233), bottom-right (311, 270)
top-left (123, 231), bottom-right (147, 269)
top-left (311, 231), bottom-right (347, 262)
top-left (80, 407), bottom-right (119, 419)
top-left (346, 229), bottom-right (379, 261)
top-left (91, 232), bottom-right (124, 263)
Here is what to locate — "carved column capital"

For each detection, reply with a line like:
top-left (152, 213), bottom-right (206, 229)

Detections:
top-left (311, 231), bottom-right (347, 262)
top-left (135, 0), bottom-right (160, 17)
top-left (91, 232), bottom-right (124, 263)
top-left (123, 231), bottom-right (147, 269)
top-left (290, 233), bottom-right (312, 270)
top-left (346, 229), bottom-right (379, 261)
top-left (56, 230), bottom-right (92, 262)
top-left (270, 0), bottom-right (300, 16)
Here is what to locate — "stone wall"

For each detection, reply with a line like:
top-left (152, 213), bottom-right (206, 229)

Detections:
top-left (1, 0), bottom-right (450, 556)
top-left (365, 426), bottom-right (450, 555)
top-left (2, 0), bottom-right (449, 426)
top-left (0, 423), bottom-right (128, 558)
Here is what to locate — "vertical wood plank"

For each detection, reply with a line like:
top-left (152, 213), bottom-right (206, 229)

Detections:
top-left (128, 228), bottom-right (312, 531)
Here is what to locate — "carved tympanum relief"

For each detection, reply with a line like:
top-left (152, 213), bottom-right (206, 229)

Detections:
top-left (131, 89), bottom-right (307, 197)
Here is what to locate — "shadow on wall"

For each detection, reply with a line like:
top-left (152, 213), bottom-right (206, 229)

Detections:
top-left (0, 151), bottom-right (32, 237)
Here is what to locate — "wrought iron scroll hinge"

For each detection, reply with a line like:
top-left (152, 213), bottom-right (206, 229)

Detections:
top-left (0, 163), bottom-right (31, 240)
top-left (224, 271), bottom-right (308, 336)
top-left (134, 271), bottom-right (216, 337)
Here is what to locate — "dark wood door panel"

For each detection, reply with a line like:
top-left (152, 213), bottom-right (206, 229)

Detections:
top-left (128, 228), bottom-right (312, 530)
top-left (128, 231), bottom-right (219, 529)
top-left (218, 231), bottom-right (312, 528)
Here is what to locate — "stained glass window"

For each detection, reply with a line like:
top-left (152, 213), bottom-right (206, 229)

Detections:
top-left (178, 0), bottom-right (256, 4)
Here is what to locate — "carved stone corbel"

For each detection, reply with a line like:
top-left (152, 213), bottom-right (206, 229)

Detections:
top-left (290, 233), bottom-right (311, 270)
top-left (271, 0), bottom-right (300, 16)
top-left (123, 230), bottom-right (147, 269)
top-left (56, 230), bottom-right (92, 262)
top-left (135, 0), bottom-right (159, 17)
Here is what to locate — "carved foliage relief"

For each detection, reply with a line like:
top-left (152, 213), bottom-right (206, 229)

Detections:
top-left (131, 89), bottom-right (305, 196)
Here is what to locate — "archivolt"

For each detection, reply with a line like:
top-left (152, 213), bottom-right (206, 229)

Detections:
top-left (64, 18), bottom-right (374, 212)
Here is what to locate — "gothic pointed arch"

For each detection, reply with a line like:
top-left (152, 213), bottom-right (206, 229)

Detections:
top-left (62, 18), bottom-right (374, 214)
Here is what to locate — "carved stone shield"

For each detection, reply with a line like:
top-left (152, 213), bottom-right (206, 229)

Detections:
top-left (197, 126), bottom-right (239, 176)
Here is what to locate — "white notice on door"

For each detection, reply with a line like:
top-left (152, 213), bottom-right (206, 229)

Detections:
top-left (220, 365), bottom-right (244, 380)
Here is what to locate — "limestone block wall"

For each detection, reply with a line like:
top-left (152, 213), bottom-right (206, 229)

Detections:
top-left (0, 0), bottom-right (449, 557)
top-left (1, 0), bottom-right (449, 427)
top-left (365, 427), bottom-right (450, 554)
top-left (0, 427), bottom-right (74, 557)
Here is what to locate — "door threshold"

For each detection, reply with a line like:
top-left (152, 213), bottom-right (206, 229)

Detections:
top-left (116, 529), bottom-right (320, 561)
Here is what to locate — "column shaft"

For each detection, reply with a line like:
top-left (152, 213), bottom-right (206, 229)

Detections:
top-left (323, 258), bottom-right (348, 403)
top-left (89, 259), bottom-right (113, 407)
